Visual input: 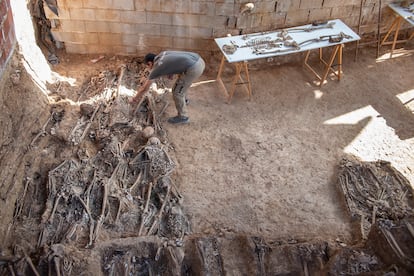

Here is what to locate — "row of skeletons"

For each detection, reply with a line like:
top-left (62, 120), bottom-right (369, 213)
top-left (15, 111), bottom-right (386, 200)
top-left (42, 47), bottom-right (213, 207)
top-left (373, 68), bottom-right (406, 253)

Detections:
top-left (9, 62), bottom-right (190, 275)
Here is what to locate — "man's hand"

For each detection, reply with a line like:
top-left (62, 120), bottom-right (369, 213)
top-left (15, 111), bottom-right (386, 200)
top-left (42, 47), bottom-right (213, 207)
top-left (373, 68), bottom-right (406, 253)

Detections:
top-left (129, 88), bottom-right (145, 104)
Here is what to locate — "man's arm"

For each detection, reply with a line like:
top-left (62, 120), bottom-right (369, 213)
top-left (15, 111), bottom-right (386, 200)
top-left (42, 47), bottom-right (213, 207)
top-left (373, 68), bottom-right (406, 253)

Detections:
top-left (129, 78), bottom-right (153, 103)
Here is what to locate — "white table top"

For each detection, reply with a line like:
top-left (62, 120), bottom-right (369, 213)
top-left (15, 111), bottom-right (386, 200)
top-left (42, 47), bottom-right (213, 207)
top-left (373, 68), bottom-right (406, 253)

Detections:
top-left (214, 19), bottom-right (360, 63)
top-left (388, 2), bottom-right (414, 26)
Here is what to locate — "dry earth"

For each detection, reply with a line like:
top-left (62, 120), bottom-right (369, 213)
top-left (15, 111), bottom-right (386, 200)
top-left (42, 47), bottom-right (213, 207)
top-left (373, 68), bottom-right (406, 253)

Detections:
top-left (165, 46), bottom-right (414, 241)
top-left (0, 42), bottom-right (414, 274)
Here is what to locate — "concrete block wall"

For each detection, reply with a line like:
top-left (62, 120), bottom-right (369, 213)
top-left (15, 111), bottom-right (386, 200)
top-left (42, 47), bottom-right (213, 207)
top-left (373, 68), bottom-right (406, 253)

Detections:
top-left (45, 0), bottom-right (405, 57)
top-left (0, 0), bottom-right (16, 75)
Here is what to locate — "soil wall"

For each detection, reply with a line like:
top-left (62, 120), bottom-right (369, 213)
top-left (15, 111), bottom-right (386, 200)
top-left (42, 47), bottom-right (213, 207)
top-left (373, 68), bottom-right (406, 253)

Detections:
top-left (0, 0), bottom-right (16, 75)
top-left (0, 51), bottom-right (50, 245)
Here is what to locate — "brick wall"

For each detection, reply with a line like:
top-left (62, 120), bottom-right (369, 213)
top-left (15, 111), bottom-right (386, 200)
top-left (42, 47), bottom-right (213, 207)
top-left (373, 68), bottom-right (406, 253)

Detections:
top-left (0, 0), bottom-right (16, 75)
top-left (45, 0), bottom-right (403, 56)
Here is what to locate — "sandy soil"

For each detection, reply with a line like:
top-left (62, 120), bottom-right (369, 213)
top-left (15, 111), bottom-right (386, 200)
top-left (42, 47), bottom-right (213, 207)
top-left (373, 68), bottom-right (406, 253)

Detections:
top-left (160, 46), bottom-right (414, 243)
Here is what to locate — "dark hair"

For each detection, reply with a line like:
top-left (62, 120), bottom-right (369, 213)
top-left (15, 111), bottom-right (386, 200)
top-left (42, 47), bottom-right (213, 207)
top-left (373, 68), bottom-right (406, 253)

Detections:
top-left (144, 53), bottom-right (156, 64)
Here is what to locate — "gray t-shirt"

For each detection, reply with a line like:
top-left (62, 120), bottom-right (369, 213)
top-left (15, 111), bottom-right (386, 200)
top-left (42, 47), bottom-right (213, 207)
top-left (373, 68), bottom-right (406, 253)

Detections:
top-left (149, 51), bottom-right (200, 80)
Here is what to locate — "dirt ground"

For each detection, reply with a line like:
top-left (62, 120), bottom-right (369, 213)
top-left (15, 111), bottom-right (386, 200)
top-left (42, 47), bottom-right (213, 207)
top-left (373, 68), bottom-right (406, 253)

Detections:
top-left (1, 42), bottom-right (414, 274)
top-left (165, 46), bottom-right (414, 240)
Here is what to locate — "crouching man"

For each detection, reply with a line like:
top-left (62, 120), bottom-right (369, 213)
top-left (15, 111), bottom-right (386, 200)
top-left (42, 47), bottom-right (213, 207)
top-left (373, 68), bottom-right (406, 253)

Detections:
top-left (130, 51), bottom-right (205, 124)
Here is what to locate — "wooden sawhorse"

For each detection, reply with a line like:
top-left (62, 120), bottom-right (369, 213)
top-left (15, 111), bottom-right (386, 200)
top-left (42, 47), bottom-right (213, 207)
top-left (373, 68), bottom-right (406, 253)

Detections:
top-left (381, 14), bottom-right (414, 58)
top-left (303, 44), bottom-right (344, 86)
top-left (216, 55), bottom-right (252, 104)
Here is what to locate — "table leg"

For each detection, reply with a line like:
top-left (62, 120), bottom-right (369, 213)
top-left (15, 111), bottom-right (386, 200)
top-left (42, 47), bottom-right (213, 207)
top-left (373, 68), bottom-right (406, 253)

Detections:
top-left (228, 62), bottom-right (243, 103)
top-left (381, 16), bottom-right (403, 58)
top-left (338, 44), bottom-right (343, 80)
top-left (242, 61), bottom-right (252, 100)
top-left (390, 17), bottom-right (402, 58)
top-left (381, 16), bottom-right (399, 45)
top-left (304, 45), bottom-right (342, 86)
top-left (304, 50), bottom-right (322, 81)
top-left (216, 56), bottom-right (252, 103)
top-left (216, 55), bottom-right (229, 99)
top-left (319, 45), bottom-right (341, 86)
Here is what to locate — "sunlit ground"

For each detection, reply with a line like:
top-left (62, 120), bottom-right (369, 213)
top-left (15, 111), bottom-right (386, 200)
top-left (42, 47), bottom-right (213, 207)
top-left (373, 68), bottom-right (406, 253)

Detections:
top-left (323, 102), bottom-right (414, 187)
top-left (376, 47), bottom-right (414, 62)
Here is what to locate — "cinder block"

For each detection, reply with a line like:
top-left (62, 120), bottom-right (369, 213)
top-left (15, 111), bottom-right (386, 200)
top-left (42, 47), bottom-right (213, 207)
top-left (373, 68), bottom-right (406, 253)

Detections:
top-left (69, 8), bottom-right (95, 20)
top-left (98, 33), bottom-right (123, 45)
top-left (145, 0), bottom-right (161, 11)
top-left (59, 19), bottom-right (86, 32)
top-left (359, 3), bottom-right (379, 25)
top-left (147, 12), bottom-right (173, 25)
top-left (359, 23), bottom-right (380, 35)
top-left (74, 32), bottom-right (100, 44)
top-left (94, 9), bottom-right (121, 22)
top-left (237, 14), bottom-right (262, 29)
top-left (160, 0), bottom-right (191, 13)
top-left (65, 43), bottom-right (89, 54)
top-left (84, 0), bottom-right (135, 10)
top-left (261, 12), bottom-right (287, 28)
top-left (51, 31), bottom-right (99, 44)
top-left (109, 22), bottom-right (138, 34)
top-left (140, 35), bottom-right (173, 48)
top-left (191, 2), bottom-right (215, 15)
top-left (187, 26), bottom-right (214, 39)
top-left (120, 11), bottom-right (146, 24)
top-left (122, 34), bottom-right (141, 46)
top-left (134, 0), bottom-right (146, 11)
top-left (199, 15), bottom-right (230, 28)
top-left (111, 0), bottom-right (135, 10)
top-left (160, 25), bottom-right (190, 37)
top-left (159, 0), bottom-right (174, 13)
top-left (172, 14), bottom-right (200, 27)
top-left (134, 24), bottom-right (161, 36)
top-left (59, 0), bottom-right (83, 9)
top-left (286, 9), bottom-right (310, 26)
top-left (175, 0), bottom-right (192, 13)
top-left (331, 5), bottom-right (356, 18)
top-left (275, 0), bottom-right (300, 12)
top-left (215, 3), bottom-right (236, 16)
top-left (309, 7), bottom-right (332, 22)
top-left (328, 0), bottom-right (360, 6)
top-left (161, 25), bottom-right (212, 39)
top-left (113, 45), bottom-right (137, 55)
top-left (172, 37), bottom-right (215, 51)
top-left (212, 27), bottom-right (239, 38)
top-left (341, 16), bottom-right (360, 29)
top-left (85, 44), bottom-right (115, 54)
top-left (300, 0), bottom-right (323, 9)
top-left (84, 21), bottom-right (110, 32)
top-left (254, 1), bottom-right (278, 13)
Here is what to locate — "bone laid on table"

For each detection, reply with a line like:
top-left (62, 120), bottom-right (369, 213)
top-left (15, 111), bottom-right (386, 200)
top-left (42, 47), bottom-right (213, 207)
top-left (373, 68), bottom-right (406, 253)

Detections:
top-left (214, 19), bottom-right (361, 103)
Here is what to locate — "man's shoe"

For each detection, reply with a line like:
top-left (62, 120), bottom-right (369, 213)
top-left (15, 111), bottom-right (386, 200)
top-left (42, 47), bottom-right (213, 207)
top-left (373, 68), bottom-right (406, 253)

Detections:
top-left (168, 116), bottom-right (189, 124)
